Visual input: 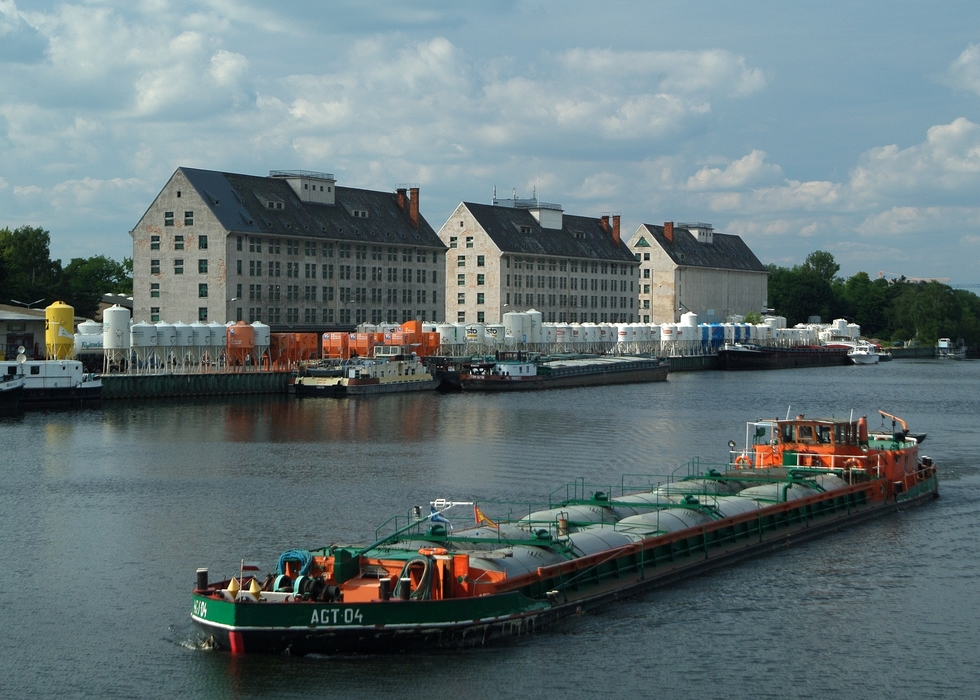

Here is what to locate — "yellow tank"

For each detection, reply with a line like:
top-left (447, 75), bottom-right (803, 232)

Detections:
top-left (45, 301), bottom-right (76, 360)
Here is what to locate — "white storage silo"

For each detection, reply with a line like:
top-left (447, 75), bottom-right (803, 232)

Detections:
top-left (252, 321), bottom-right (271, 369)
top-left (207, 322), bottom-right (226, 366)
top-left (648, 325), bottom-right (661, 343)
top-left (525, 309), bottom-right (543, 345)
top-left (660, 323), bottom-right (677, 354)
top-left (543, 323), bottom-right (557, 347)
top-left (435, 323), bottom-right (456, 351)
top-left (130, 321), bottom-right (157, 374)
top-left (570, 324), bottom-right (584, 347)
top-left (485, 324), bottom-right (505, 346)
top-left (503, 312), bottom-right (525, 344)
top-left (465, 324), bottom-right (485, 347)
top-left (155, 322), bottom-right (176, 369)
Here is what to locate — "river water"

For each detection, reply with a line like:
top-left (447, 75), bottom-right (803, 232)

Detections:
top-left (2, 359), bottom-right (978, 699)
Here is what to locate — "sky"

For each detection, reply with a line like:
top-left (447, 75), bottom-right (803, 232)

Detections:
top-left (2, 0), bottom-right (980, 283)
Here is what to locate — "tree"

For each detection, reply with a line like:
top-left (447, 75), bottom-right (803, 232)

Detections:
top-left (61, 255), bottom-right (132, 318)
top-left (0, 225), bottom-right (62, 305)
top-left (801, 250), bottom-right (840, 283)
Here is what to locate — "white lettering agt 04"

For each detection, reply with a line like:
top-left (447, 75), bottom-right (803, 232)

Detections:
top-left (311, 608), bottom-right (363, 625)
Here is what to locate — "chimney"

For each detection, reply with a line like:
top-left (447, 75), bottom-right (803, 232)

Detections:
top-left (664, 221), bottom-right (674, 243)
top-left (409, 187), bottom-right (420, 230)
top-left (396, 187), bottom-right (407, 212)
top-left (612, 215), bottom-right (620, 246)
top-left (600, 215), bottom-right (610, 233)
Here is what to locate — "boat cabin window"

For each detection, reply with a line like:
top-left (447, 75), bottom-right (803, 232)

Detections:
top-left (816, 426), bottom-right (832, 444)
top-left (797, 425), bottom-right (814, 442)
top-left (30, 366), bottom-right (40, 375)
top-left (780, 424), bottom-right (794, 442)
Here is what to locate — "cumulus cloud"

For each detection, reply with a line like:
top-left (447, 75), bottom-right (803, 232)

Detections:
top-left (685, 150), bottom-right (782, 190)
top-left (944, 44), bottom-right (980, 96)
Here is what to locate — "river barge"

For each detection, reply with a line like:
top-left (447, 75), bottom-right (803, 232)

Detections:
top-left (2, 359), bottom-right (101, 407)
top-left (191, 409), bottom-right (938, 655)
top-left (295, 346), bottom-right (437, 397)
top-left (717, 343), bottom-right (849, 371)
top-left (457, 355), bottom-right (669, 391)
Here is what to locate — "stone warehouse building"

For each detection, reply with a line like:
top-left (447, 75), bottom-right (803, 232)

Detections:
top-left (131, 169), bottom-right (447, 329)
top-left (627, 222), bottom-right (768, 324)
top-left (436, 196), bottom-right (640, 324)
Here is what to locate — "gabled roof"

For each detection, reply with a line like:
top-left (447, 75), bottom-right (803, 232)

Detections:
top-left (178, 167), bottom-right (446, 249)
top-left (637, 224), bottom-right (767, 272)
top-left (463, 202), bottom-right (637, 263)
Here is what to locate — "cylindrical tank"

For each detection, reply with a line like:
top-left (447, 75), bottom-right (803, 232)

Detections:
top-left (680, 311), bottom-right (698, 327)
top-left (422, 323), bottom-right (438, 334)
top-left (435, 323), bottom-right (456, 346)
top-left (503, 312), bottom-right (524, 343)
top-left (252, 321), bottom-right (271, 349)
top-left (648, 325), bottom-right (661, 342)
top-left (465, 324), bottom-right (485, 345)
top-left (131, 322), bottom-right (157, 348)
top-left (452, 322), bottom-right (468, 345)
top-left (525, 309), bottom-right (542, 344)
top-left (208, 322), bottom-right (225, 348)
top-left (78, 320), bottom-right (101, 336)
top-left (173, 321), bottom-right (194, 347)
top-left (485, 324), bottom-right (505, 345)
top-left (570, 324), bottom-right (583, 345)
top-left (582, 323), bottom-right (599, 344)
top-left (103, 306), bottom-right (131, 350)
top-left (617, 323), bottom-right (634, 344)
top-left (227, 320), bottom-right (255, 359)
top-left (45, 301), bottom-right (75, 359)
top-left (190, 322), bottom-right (209, 347)
top-left (155, 322), bottom-right (176, 348)
top-left (599, 324), bottom-right (616, 344)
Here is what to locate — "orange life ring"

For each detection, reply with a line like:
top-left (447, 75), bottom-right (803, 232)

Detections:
top-left (734, 455), bottom-right (751, 468)
top-left (418, 547), bottom-right (448, 557)
top-left (844, 458), bottom-right (860, 468)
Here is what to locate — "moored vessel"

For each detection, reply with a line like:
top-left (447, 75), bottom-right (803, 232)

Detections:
top-left (1, 359), bottom-right (101, 407)
top-left (718, 343), bottom-right (849, 370)
top-left (191, 409), bottom-right (938, 655)
top-left (295, 345), bottom-right (437, 397)
top-left (848, 344), bottom-right (880, 365)
top-left (458, 354), bottom-right (669, 391)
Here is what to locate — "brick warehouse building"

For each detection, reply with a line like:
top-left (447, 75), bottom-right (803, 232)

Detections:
top-left (131, 168), bottom-right (447, 329)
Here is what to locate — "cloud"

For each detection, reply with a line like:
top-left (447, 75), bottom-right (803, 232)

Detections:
top-left (0, 0), bottom-right (46, 64)
top-left (685, 150), bottom-right (782, 190)
top-left (944, 44), bottom-right (980, 96)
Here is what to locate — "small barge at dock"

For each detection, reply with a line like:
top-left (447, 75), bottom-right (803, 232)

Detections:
top-left (455, 354), bottom-right (668, 391)
top-left (191, 409), bottom-right (937, 655)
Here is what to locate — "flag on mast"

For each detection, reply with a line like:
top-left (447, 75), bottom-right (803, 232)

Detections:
top-left (474, 504), bottom-right (497, 527)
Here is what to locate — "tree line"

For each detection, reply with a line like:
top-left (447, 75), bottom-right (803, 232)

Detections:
top-left (0, 226), bottom-right (132, 319)
top-left (768, 251), bottom-right (980, 346)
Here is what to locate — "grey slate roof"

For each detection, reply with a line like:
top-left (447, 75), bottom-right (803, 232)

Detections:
top-left (179, 167), bottom-right (446, 249)
top-left (464, 202), bottom-right (637, 263)
top-left (639, 224), bottom-right (767, 272)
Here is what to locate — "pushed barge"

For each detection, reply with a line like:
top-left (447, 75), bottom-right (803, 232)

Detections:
top-left (717, 343), bottom-right (849, 371)
top-left (191, 410), bottom-right (938, 655)
top-left (459, 355), bottom-right (668, 391)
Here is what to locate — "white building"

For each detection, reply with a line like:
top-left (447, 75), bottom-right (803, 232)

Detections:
top-left (628, 222), bottom-right (768, 323)
top-left (131, 168), bottom-right (447, 329)
top-left (436, 196), bottom-right (640, 324)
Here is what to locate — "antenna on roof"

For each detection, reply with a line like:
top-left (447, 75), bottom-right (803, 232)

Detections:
top-left (512, 188), bottom-right (517, 199)
top-left (493, 185), bottom-right (497, 199)
top-left (533, 184), bottom-right (536, 199)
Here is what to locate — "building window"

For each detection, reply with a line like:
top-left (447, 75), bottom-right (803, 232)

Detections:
top-left (198, 259), bottom-right (208, 274)
top-left (198, 283), bottom-right (208, 298)
top-left (236, 283), bottom-right (242, 299)
top-left (477, 311), bottom-right (485, 323)
top-left (164, 212), bottom-right (174, 227)
top-left (457, 256), bottom-right (465, 267)
top-left (450, 236), bottom-right (457, 248)
top-left (150, 307), bottom-right (160, 322)
top-left (476, 293), bottom-right (484, 305)
top-left (476, 255), bottom-right (485, 267)
top-left (465, 236), bottom-right (473, 248)
top-left (457, 311), bottom-right (465, 322)
top-left (199, 307), bottom-right (208, 321)
top-left (150, 259), bottom-right (160, 274)
top-left (198, 235), bottom-right (208, 250)
top-left (184, 211), bottom-right (194, 226)
top-left (237, 236), bottom-right (243, 251)
top-left (174, 235), bottom-right (184, 250)
top-left (457, 292), bottom-right (465, 304)
top-left (477, 274), bottom-right (485, 286)
top-left (237, 260), bottom-right (242, 275)
top-left (150, 235), bottom-right (160, 250)
top-left (174, 259), bottom-right (183, 274)
top-left (643, 269), bottom-right (650, 279)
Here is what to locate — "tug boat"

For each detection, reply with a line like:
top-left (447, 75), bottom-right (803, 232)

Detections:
top-left (191, 410), bottom-right (938, 655)
top-left (294, 346), bottom-right (437, 397)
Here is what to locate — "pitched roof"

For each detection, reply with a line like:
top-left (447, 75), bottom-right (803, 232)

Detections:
top-left (637, 224), bottom-right (767, 272)
top-left (178, 167), bottom-right (445, 249)
top-left (463, 202), bottom-right (637, 263)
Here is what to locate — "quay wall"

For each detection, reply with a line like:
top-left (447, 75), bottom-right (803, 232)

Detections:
top-left (102, 372), bottom-right (290, 399)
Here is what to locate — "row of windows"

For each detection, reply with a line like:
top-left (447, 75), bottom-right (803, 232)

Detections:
top-left (238, 261), bottom-right (438, 284)
top-left (455, 255), bottom-right (485, 267)
top-left (502, 293), bottom-right (634, 309)
top-left (148, 306), bottom-right (208, 322)
top-left (503, 256), bottom-right (633, 275)
top-left (635, 252), bottom-right (651, 261)
top-left (455, 310), bottom-right (636, 324)
top-left (239, 308), bottom-right (439, 324)
top-left (502, 275), bottom-right (633, 292)
top-left (149, 259), bottom-right (209, 275)
top-left (236, 237), bottom-right (439, 263)
top-left (163, 211), bottom-right (194, 227)
top-left (150, 234), bottom-right (206, 251)
top-left (236, 283), bottom-right (436, 306)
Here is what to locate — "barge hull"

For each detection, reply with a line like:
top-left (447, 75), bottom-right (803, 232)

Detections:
top-left (192, 473), bottom-right (937, 654)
